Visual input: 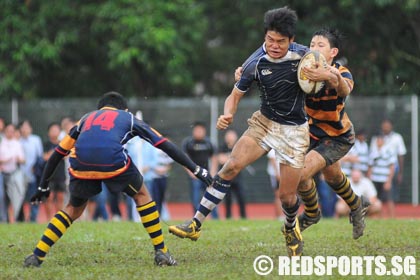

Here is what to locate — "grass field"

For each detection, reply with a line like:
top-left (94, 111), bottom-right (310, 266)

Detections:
top-left (2, 218), bottom-right (420, 279)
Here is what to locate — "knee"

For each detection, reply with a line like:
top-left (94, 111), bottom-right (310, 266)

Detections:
top-left (298, 178), bottom-right (312, 192)
top-left (64, 204), bottom-right (85, 221)
top-left (220, 158), bottom-right (242, 179)
top-left (279, 191), bottom-right (297, 207)
top-left (325, 173), bottom-right (345, 186)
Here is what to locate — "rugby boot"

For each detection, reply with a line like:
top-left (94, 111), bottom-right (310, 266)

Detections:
top-left (349, 195), bottom-right (371, 239)
top-left (168, 219), bottom-right (201, 241)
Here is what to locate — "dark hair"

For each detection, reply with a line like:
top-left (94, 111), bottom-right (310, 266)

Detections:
top-left (264, 7), bottom-right (298, 38)
top-left (356, 128), bottom-right (366, 136)
top-left (192, 121), bottom-right (206, 129)
top-left (97, 91), bottom-right (128, 110)
top-left (312, 27), bottom-right (343, 50)
top-left (47, 122), bottom-right (60, 131)
top-left (18, 119), bottom-right (31, 129)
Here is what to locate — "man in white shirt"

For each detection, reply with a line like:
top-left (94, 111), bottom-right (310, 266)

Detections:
top-left (379, 119), bottom-right (406, 187)
top-left (336, 169), bottom-right (381, 217)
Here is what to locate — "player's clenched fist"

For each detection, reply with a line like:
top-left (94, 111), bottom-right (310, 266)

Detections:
top-left (217, 114), bottom-right (233, 130)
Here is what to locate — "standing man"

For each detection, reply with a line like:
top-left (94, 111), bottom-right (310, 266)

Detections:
top-left (374, 119), bottom-right (406, 202)
top-left (218, 129), bottom-right (247, 219)
top-left (170, 7), bottom-right (309, 256)
top-left (19, 120), bottom-right (44, 222)
top-left (368, 134), bottom-right (398, 217)
top-left (182, 121), bottom-right (219, 219)
top-left (24, 92), bottom-right (212, 267)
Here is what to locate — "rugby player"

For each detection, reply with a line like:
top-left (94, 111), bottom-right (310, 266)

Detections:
top-left (23, 92), bottom-right (212, 267)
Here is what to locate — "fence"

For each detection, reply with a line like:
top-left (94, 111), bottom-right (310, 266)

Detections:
top-left (0, 95), bottom-right (418, 204)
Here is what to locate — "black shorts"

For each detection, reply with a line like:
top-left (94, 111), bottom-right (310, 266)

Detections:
top-left (69, 163), bottom-right (143, 207)
top-left (309, 128), bottom-right (355, 166)
top-left (48, 181), bottom-right (67, 192)
top-left (373, 181), bottom-right (391, 202)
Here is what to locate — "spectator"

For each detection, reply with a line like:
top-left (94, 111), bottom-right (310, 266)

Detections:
top-left (218, 129), bottom-right (246, 219)
top-left (367, 135), bottom-right (396, 218)
top-left (19, 120), bottom-right (44, 222)
top-left (182, 121), bottom-right (219, 219)
top-left (0, 117), bottom-right (5, 137)
top-left (152, 148), bottom-right (174, 215)
top-left (341, 129), bottom-right (370, 177)
top-left (376, 119), bottom-right (406, 202)
top-left (0, 123), bottom-right (25, 223)
top-left (336, 169), bottom-right (381, 217)
top-left (0, 118), bottom-right (5, 222)
top-left (58, 116), bottom-right (75, 141)
top-left (43, 122), bottom-right (67, 219)
top-left (266, 149), bottom-right (283, 220)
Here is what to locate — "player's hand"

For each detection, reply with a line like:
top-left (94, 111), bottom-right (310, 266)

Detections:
top-left (216, 114), bottom-right (233, 130)
top-left (30, 186), bottom-right (50, 204)
top-left (193, 166), bottom-right (213, 187)
top-left (302, 62), bottom-right (329, 82)
top-left (234, 67), bottom-right (243, 82)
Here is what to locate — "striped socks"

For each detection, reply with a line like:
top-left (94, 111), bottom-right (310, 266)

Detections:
top-left (299, 179), bottom-right (320, 218)
top-left (33, 211), bottom-right (73, 262)
top-left (331, 173), bottom-right (360, 211)
top-left (137, 201), bottom-right (167, 253)
top-left (282, 196), bottom-right (300, 230)
top-left (193, 175), bottom-right (230, 228)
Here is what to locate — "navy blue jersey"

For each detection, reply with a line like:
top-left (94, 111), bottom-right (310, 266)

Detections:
top-left (236, 43), bottom-right (309, 125)
top-left (58, 107), bottom-right (167, 179)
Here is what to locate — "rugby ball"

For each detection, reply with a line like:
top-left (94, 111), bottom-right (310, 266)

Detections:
top-left (297, 50), bottom-right (328, 94)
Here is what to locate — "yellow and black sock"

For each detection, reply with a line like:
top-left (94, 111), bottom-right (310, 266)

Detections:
top-left (299, 179), bottom-right (320, 218)
top-left (33, 210), bottom-right (73, 262)
top-left (137, 201), bottom-right (167, 253)
top-left (330, 173), bottom-right (360, 211)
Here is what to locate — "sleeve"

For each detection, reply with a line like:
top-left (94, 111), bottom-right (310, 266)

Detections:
top-left (132, 118), bottom-right (168, 147)
top-left (235, 46), bottom-right (264, 93)
top-left (396, 134), bottom-right (407, 155)
top-left (338, 65), bottom-right (354, 91)
top-left (288, 42), bottom-right (309, 56)
top-left (17, 141), bottom-right (25, 161)
top-left (56, 124), bottom-right (80, 156)
top-left (36, 137), bottom-right (44, 157)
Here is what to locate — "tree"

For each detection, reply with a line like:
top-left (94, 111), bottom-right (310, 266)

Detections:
top-left (0, 0), bottom-right (207, 98)
top-left (0, 0), bottom-right (418, 98)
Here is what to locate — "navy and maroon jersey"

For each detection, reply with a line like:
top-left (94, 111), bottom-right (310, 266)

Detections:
top-left (57, 107), bottom-right (167, 179)
top-left (235, 43), bottom-right (309, 126)
top-left (305, 62), bottom-right (354, 139)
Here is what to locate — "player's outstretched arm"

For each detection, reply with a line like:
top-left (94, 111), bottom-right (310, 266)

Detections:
top-left (30, 150), bottom-right (66, 204)
top-left (156, 140), bottom-right (213, 186)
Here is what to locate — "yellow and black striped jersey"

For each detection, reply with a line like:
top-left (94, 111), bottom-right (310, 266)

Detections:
top-left (305, 62), bottom-right (354, 139)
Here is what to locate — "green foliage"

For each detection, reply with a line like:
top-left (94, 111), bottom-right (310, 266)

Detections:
top-left (0, 0), bottom-right (206, 98)
top-left (0, 1), bottom-right (418, 98)
top-left (2, 219), bottom-right (420, 279)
